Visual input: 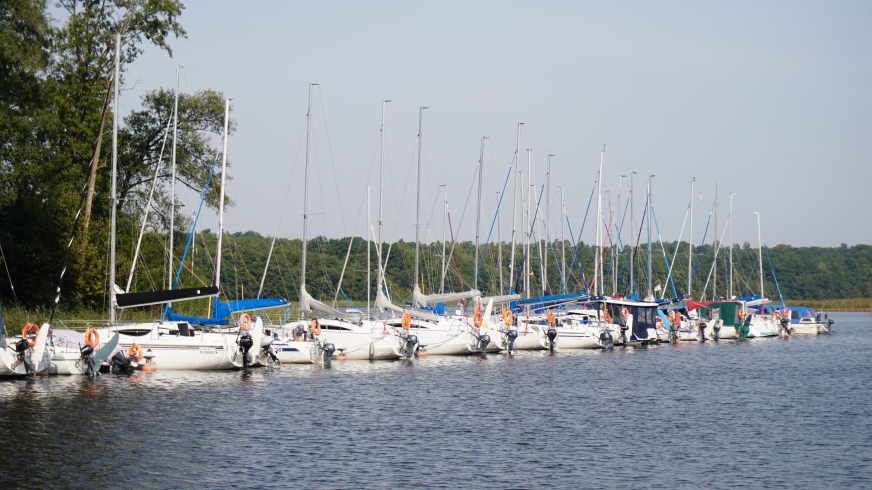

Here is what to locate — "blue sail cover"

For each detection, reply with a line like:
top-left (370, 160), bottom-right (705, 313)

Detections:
top-left (165, 309), bottom-right (229, 326)
top-left (213, 298), bottom-right (289, 319)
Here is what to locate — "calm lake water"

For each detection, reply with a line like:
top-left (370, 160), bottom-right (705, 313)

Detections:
top-left (1, 312), bottom-right (870, 488)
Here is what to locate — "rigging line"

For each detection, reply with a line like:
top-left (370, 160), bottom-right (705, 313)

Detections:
top-left (513, 183), bottom-right (546, 291)
top-left (438, 164), bottom-right (479, 288)
top-left (564, 216), bottom-right (585, 292)
top-left (124, 98), bottom-right (175, 294)
top-left (316, 85), bottom-right (347, 234)
top-left (474, 166), bottom-right (512, 288)
top-left (258, 117), bottom-right (307, 298)
top-left (381, 138), bottom-right (419, 277)
top-left (700, 218), bottom-right (730, 300)
top-left (0, 240), bottom-right (19, 307)
top-left (764, 244), bottom-right (786, 308)
top-left (665, 205), bottom-right (690, 297)
top-left (567, 183), bottom-right (596, 293)
top-left (651, 206), bottom-right (679, 299)
top-left (446, 211), bottom-right (464, 290)
top-left (689, 210), bottom-right (713, 294)
top-left (331, 130), bottom-right (381, 306)
top-left (49, 173), bottom-right (95, 323)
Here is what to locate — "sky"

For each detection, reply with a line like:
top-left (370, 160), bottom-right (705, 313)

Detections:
top-left (121, 0), bottom-right (872, 249)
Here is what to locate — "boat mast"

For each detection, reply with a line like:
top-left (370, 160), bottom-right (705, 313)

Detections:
top-left (560, 186), bottom-right (566, 294)
top-left (687, 177), bottom-right (694, 297)
top-left (367, 185), bottom-right (371, 318)
top-left (526, 148), bottom-right (532, 298)
top-left (596, 146), bottom-right (604, 296)
top-left (729, 192), bottom-right (736, 299)
top-left (214, 98), bottom-right (230, 294)
top-left (755, 211), bottom-right (764, 302)
top-left (440, 185), bottom-right (447, 293)
top-left (300, 83), bottom-right (317, 296)
top-left (377, 100), bottom-right (390, 302)
top-left (497, 191), bottom-right (503, 295)
top-left (509, 123), bottom-right (522, 292)
top-left (647, 175), bottom-right (653, 299)
top-left (615, 176), bottom-right (623, 296)
top-left (169, 66), bottom-right (180, 302)
top-left (474, 136), bottom-right (487, 291)
top-left (544, 153), bottom-right (552, 295)
top-left (109, 34), bottom-right (120, 324)
top-left (713, 182), bottom-right (719, 301)
top-left (414, 106), bottom-right (427, 293)
top-left (630, 170), bottom-right (636, 297)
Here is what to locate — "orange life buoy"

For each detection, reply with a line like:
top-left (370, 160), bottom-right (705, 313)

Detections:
top-left (128, 343), bottom-right (143, 360)
top-left (547, 310), bottom-right (556, 326)
top-left (22, 323), bottom-right (38, 348)
top-left (239, 313), bottom-right (252, 332)
top-left (401, 312), bottom-right (412, 330)
top-left (310, 318), bottom-right (322, 336)
top-left (774, 310), bottom-right (781, 319)
top-left (84, 326), bottom-right (99, 348)
top-left (621, 307), bottom-right (630, 319)
top-left (473, 308), bottom-right (483, 329)
top-left (603, 308), bottom-right (612, 323)
top-left (738, 308), bottom-right (745, 319)
top-left (502, 310), bottom-right (514, 326)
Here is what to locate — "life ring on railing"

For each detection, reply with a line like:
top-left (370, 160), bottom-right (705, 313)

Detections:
top-left (22, 323), bottom-right (38, 347)
top-left (128, 343), bottom-right (143, 360)
top-left (603, 309), bottom-right (612, 324)
top-left (84, 326), bottom-right (99, 348)
top-left (656, 316), bottom-right (665, 329)
top-left (502, 310), bottom-right (514, 327)
top-left (621, 307), bottom-right (630, 319)
top-left (473, 306), bottom-right (483, 328)
top-left (547, 310), bottom-right (556, 326)
top-left (401, 312), bottom-right (412, 330)
top-left (310, 318), bottom-right (322, 336)
top-left (239, 313), bottom-right (252, 332)
top-left (774, 310), bottom-right (781, 319)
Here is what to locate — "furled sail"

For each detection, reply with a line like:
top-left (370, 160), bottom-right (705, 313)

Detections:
top-left (300, 285), bottom-right (362, 323)
top-left (376, 290), bottom-right (438, 321)
top-left (413, 285), bottom-right (481, 307)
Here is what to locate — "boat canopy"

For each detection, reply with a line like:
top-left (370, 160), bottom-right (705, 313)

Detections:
top-left (213, 298), bottom-right (288, 318)
top-left (166, 309), bottom-right (229, 326)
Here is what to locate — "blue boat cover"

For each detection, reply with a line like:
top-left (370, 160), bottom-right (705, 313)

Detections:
top-left (166, 309), bottom-right (229, 326)
top-left (213, 298), bottom-right (288, 318)
top-left (517, 292), bottom-right (589, 305)
top-left (656, 309), bottom-right (672, 328)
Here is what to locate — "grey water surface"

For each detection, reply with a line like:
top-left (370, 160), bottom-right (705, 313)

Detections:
top-left (1, 312), bottom-right (870, 489)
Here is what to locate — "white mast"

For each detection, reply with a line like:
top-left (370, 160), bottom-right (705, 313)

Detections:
top-left (109, 34), bottom-right (120, 324)
top-left (544, 153), bottom-right (552, 294)
top-left (755, 211), bottom-right (764, 301)
top-left (474, 136), bottom-right (487, 290)
top-left (168, 66), bottom-right (180, 300)
top-left (560, 186), bottom-right (566, 294)
top-left (377, 100), bottom-right (390, 301)
top-left (414, 106), bottom-right (427, 291)
top-left (215, 98), bottom-right (230, 292)
top-left (596, 146), bottom-right (604, 296)
top-left (497, 191), bottom-right (503, 295)
top-left (440, 185), bottom-right (447, 294)
top-left (629, 170), bottom-right (637, 297)
top-left (300, 84), bottom-right (317, 295)
top-left (526, 148), bottom-right (532, 298)
top-left (687, 177), bottom-right (695, 297)
top-left (713, 182), bottom-right (719, 300)
top-left (367, 185), bottom-right (371, 318)
top-left (647, 175), bottom-right (654, 298)
top-left (729, 192), bottom-right (737, 299)
top-left (509, 123), bottom-right (522, 293)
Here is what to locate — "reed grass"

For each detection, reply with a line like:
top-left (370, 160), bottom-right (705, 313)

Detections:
top-left (786, 298), bottom-right (872, 312)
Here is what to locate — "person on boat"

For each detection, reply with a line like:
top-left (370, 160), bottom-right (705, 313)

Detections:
top-left (292, 323), bottom-right (305, 341)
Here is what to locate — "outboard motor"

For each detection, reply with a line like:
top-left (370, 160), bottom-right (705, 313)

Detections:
top-left (79, 344), bottom-right (95, 377)
top-left (476, 333), bottom-right (490, 354)
top-left (712, 321), bottom-right (721, 342)
top-left (505, 329), bottom-right (519, 357)
top-left (619, 325), bottom-right (629, 346)
top-left (110, 351), bottom-right (135, 375)
top-left (15, 339), bottom-right (34, 376)
top-left (322, 342), bottom-right (336, 366)
top-left (237, 333), bottom-right (254, 368)
top-left (402, 334), bottom-right (419, 360)
top-left (779, 318), bottom-right (792, 337)
top-left (825, 318), bottom-right (834, 333)
top-left (260, 335), bottom-right (279, 366)
top-left (599, 328), bottom-right (614, 350)
top-left (697, 322), bottom-right (707, 343)
top-left (546, 327), bottom-right (558, 351)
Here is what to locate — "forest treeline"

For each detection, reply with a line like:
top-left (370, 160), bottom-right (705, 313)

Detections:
top-left (1, 2), bottom-right (870, 317)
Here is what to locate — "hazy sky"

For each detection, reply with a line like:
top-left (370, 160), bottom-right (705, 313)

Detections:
top-left (123, 1), bottom-right (871, 248)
